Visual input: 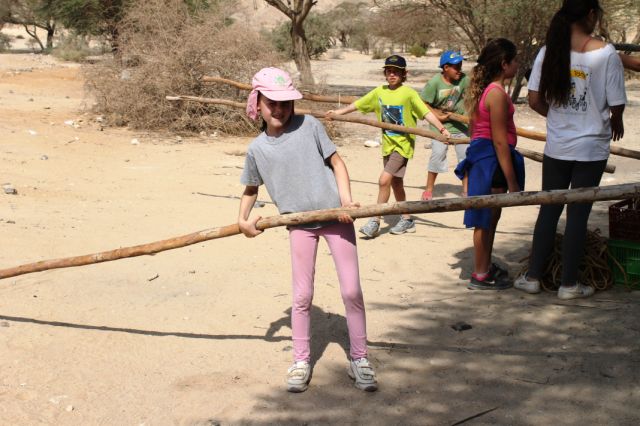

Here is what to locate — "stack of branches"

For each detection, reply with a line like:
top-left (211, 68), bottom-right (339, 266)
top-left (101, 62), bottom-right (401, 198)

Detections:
top-left (83, 0), bottom-right (281, 135)
top-left (519, 229), bottom-right (622, 292)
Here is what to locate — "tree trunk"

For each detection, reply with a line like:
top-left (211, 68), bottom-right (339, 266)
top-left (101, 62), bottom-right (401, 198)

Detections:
top-left (264, 0), bottom-right (316, 87)
top-left (24, 24), bottom-right (44, 51)
top-left (510, 70), bottom-right (526, 104)
top-left (291, 19), bottom-right (315, 87)
top-left (46, 23), bottom-right (55, 50)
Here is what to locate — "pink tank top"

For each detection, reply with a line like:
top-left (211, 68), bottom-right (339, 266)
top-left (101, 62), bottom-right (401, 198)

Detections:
top-left (471, 82), bottom-right (517, 146)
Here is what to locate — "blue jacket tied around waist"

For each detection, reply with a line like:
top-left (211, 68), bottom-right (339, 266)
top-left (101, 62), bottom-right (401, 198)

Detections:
top-left (454, 138), bottom-right (525, 229)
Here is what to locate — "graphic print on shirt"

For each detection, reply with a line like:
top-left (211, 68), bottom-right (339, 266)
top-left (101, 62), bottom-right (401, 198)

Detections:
top-left (379, 97), bottom-right (405, 136)
top-left (438, 86), bottom-right (463, 111)
top-left (567, 66), bottom-right (590, 113)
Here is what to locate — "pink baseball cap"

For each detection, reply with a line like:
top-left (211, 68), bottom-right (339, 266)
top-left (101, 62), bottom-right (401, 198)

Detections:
top-left (246, 67), bottom-right (302, 120)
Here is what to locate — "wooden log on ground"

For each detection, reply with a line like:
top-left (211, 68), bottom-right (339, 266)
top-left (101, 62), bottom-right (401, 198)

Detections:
top-left (166, 95), bottom-right (615, 173)
top-left (201, 76), bottom-right (640, 160)
top-left (1, 183), bottom-right (639, 280)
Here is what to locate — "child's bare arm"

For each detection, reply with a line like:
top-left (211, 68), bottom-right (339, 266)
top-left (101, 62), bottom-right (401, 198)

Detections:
top-left (427, 105), bottom-right (452, 122)
top-left (487, 89), bottom-right (519, 193)
top-left (610, 104), bottom-right (625, 141)
top-left (619, 53), bottom-right (640, 72)
top-left (423, 111), bottom-right (451, 139)
top-left (238, 185), bottom-right (263, 237)
top-left (329, 152), bottom-right (359, 223)
top-left (326, 103), bottom-right (357, 117)
top-left (528, 90), bottom-right (549, 117)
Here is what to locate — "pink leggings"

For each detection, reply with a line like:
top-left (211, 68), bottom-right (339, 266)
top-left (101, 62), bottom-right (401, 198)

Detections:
top-left (289, 222), bottom-right (367, 362)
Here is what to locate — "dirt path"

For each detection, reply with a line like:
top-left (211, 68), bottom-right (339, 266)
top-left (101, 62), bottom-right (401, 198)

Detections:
top-left (1, 53), bottom-right (639, 425)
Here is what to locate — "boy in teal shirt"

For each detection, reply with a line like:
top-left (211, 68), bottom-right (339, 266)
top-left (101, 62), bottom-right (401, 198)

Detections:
top-left (420, 50), bottom-right (469, 200)
top-left (328, 55), bottom-right (450, 238)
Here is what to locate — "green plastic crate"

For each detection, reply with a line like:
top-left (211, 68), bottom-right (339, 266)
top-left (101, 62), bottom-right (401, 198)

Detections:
top-left (608, 239), bottom-right (640, 289)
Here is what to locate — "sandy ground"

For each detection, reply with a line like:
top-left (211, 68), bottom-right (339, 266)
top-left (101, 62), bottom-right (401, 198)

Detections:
top-left (1, 50), bottom-right (640, 425)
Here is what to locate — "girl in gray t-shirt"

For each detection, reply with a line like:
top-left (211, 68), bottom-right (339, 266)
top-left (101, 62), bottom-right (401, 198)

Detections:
top-left (238, 67), bottom-right (377, 393)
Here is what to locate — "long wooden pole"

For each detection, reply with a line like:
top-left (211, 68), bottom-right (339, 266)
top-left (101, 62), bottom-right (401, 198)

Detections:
top-left (201, 76), bottom-right (640, 160)
top-left (1, 183), bottom-right (638, 280)
top-left (167, 95), bottom-right (451, 142)
top-left (166, 95), bottom-right (615, 174)
top-left (516, 146), bottom-right (613, 174)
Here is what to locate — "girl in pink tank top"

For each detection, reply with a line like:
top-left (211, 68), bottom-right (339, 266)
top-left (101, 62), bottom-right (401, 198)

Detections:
top-left (457, 38), bottom-right (524, 291)
top-left (473, 83), bottom-right (518, 146)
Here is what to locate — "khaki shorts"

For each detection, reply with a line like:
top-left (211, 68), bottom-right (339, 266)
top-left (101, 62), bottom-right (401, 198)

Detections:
top-left (428, 133), bottom-right (468, 173)
top-left (383, 151), bottom-right (409, 178)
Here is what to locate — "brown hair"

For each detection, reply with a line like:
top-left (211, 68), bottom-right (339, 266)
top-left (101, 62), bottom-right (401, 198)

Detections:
top-left (383, 68), bottom-right (407, 83)
top-left (538, 0), bottom-right (608, 106)
top-left (464, 38), bottom-right (517, 120)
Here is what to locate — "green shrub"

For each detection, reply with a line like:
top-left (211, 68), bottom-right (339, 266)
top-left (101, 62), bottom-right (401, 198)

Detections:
top-left (267, 12), bottom-right (333, 60)
top-left (409, 44), bottom-right (426, 58)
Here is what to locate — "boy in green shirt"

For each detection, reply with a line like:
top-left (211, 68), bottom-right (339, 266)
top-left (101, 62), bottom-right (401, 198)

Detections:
top-left (420, 50), bottom-right (469, 200)
top-left (327, 55), bottom-right (450, 238)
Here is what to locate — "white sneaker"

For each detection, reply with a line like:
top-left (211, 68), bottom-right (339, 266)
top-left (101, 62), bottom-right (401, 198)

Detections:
top-left (287, 361), bottom-right (311, 393)
top-left (348, 358), bottom-right (378, 392)
top-left (514, 274), bottom-right (541, 294)
top-left (390, 218), bottom-right (416, 235)
top-left (359, 218), bottom-right (380, 238)
top-left (558, 283), bottom-right (595, 300)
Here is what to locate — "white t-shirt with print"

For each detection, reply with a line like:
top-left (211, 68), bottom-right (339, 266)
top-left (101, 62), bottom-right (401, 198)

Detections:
top-left (528, 44), bottom-right (626, 161)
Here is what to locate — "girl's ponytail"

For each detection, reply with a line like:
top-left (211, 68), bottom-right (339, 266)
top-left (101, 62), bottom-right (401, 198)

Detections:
top-left (538, 0), bottom-right (604, 106)
top-left (465, 64), bottom-right (489, 120)
top-left (538, 10), bottom-right (573, 106)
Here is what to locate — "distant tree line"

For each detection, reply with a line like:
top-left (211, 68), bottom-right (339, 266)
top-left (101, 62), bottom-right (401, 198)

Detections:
top-left (266, 0), bottom-right (639, 98)
top-left (1, 0), bottom-right (638, 95)
top-left (0, 0), bottom-right (212, 51)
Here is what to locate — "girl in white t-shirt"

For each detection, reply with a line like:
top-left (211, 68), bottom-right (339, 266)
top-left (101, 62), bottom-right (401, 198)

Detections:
top-left (515, 0), bottom-right (626, 299)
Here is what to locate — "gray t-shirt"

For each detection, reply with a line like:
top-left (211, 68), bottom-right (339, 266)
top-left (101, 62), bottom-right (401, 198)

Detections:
top-left (241, 115), bottom-right (341, 216)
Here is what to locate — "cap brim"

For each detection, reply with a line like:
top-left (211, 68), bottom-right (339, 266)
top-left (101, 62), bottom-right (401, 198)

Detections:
top-left (382, 65), bottom-right (406, 69)
top-left (260, 89), bottom-right (303, 102)
top-left (444, 58), bottom-right (463, 66)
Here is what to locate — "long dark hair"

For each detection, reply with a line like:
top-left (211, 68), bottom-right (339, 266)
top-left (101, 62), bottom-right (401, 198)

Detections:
top-left (539, 0), bottom-right (607, 106)
top-left (465, 38), bottom-right (517, 119)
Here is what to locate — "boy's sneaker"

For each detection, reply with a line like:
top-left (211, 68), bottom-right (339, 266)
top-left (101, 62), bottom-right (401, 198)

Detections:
top-left (557, 283), bottom-right (594, 300)
top-left (514, 273), bottom-right (541, 294)
top-left (348, 358), bottom-right (378, 392)
top-left (468, 264), bottom-right (512, 290)
top-left (390, 218), bottom-right (416, 235)
top-left (359, 218), bottom-right (380, 238)
top-left (286, 361), bottom-right (311, 393)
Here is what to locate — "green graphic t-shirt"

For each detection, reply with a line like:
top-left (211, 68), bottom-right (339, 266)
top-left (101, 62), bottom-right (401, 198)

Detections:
top-left (354, 85), bottom-right (430, 159)
top-left (420, 74), bottom-right (469, 135)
